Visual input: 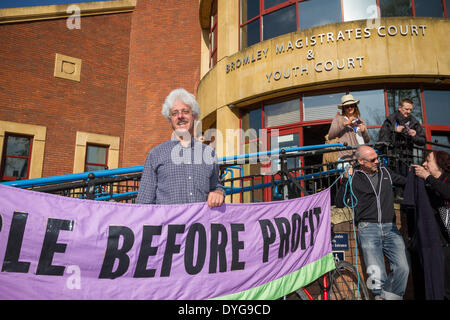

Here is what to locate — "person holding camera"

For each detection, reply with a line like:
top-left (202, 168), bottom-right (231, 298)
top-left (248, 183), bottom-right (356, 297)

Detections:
top-left (378, 98), bottom-right (426, 176)
top-left (327, 94), bottom-right (370, 169)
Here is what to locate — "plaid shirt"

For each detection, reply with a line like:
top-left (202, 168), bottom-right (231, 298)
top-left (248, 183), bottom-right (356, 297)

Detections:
top-left (136, 138), bottom-right (224, 205)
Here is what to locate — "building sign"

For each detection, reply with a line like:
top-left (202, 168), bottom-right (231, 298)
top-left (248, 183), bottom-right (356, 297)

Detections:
top-left (225, 23), bottom-right (427, 83)
top-left (332, 233), bottom-right (349, 251)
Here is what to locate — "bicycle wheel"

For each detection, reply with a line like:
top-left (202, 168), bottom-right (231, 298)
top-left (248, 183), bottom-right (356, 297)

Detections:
top-left (328, 260), bottom-right (370, 300)
top-left (295, 276), bottom-right (328, 300)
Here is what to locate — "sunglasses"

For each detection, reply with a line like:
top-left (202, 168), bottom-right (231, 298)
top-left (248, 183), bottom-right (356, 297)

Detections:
top-left (363, 157), bottom-right (378, 163)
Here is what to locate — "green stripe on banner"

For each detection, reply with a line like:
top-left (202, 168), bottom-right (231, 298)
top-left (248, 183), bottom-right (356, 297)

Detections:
top-left (212, 253), bottom-right (336, 300)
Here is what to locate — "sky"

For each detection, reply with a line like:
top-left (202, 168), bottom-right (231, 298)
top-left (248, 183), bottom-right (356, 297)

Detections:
top-left (0, 0), bottom-right (115, 9)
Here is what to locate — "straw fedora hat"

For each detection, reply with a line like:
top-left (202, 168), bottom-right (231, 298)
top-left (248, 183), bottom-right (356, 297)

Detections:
top-left (338, 94), bottom-right (360, 109)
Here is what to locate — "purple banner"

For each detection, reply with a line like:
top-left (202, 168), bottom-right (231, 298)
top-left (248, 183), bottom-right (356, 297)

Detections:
top-left (0, 184), bottom-right (332, 299)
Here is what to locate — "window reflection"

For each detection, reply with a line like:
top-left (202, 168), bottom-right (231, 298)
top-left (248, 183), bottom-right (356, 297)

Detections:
top-left (424, 90), bottom-right (450, 126)
top-left (379, 0), bottom-right (412, 17)
top-left (5, 136), bottom-right (30, 156)
top-left (415, 0), bottom-right (444, 17)
top-left (242, 108), bottom-right (262, 138)
top-left (241, 0), bottom-right (260, 23)
top-left (299, 0), bottom-right (341, 30)
top-left (342, 0), bottom-right (378, 21)
top-left (3, 158), bottom-right (28, 178)
top-left (241, 18), bottom-right (260, 48)
top-left (368, 128), bottom-right (381, 146)
top-left (86, 145), bottom-right (107, 164)
top-left (387, 88), bottom-right (423, 124)
top-left (303, 92), bottom-right (344, 121)
top-left (264, 99), bottom-right (300, 127)
top-left (431, 131), bottom-right (450, 151)
top-left (263, 4), bottom-right (296, 41)
top-left (264, 0), bottom-right (287, 10)
top-left (350, 89), bottom-right (386, 126)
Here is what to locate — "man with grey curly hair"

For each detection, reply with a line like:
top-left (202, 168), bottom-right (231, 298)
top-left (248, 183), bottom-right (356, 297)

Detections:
top-left (136, 88), bottom-right (225, 208)
top-left (161, 88), bottom-right (200, 120)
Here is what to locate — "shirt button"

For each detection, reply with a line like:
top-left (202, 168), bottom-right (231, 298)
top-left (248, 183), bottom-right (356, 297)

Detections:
top-left (190, 192), bottom-right (193, 196)
top-left (188, 176), bottom-right (192, 179)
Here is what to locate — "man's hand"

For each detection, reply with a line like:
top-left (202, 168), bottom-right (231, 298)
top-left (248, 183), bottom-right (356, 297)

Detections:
top-left (207, 190), bottom-right (225, 208)
top-left (407, 129), bottom-right (416, 137)
top-left (395, 125), bottom-right (405, 133)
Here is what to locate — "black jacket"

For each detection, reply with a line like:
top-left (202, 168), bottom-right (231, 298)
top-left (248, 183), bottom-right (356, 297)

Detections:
top-left (378, 111), bottom-right (426, 147)
top-left (336, 166), bottom-right (406, 223)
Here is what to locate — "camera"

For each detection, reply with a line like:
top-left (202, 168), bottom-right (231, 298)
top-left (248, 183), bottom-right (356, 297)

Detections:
top-left (352, 118), bottom-right (362, 125)
top-left (404, 122), bottom-right (411, 133)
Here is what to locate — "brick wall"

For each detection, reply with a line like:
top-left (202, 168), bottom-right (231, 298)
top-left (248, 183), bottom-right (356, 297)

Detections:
top-left (0, 13), bottom-right (132, 177)
top-left (122, 0), bottom-right (202, 167)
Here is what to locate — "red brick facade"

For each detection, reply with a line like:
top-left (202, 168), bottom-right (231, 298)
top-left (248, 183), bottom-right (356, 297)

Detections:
top-left (123, 0), bottom-right (202, 167)
top-left (0, 0), bottom-right (202, 177)
top-left (0, 12), bottom-right (132, 177)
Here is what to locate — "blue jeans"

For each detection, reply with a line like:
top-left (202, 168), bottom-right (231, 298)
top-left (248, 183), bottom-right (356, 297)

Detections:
top-left (357, 222), bottom-right (410, 300)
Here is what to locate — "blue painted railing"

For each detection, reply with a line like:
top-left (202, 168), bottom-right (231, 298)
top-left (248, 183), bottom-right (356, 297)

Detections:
top-left (1, 143), bottom-right (347, 200)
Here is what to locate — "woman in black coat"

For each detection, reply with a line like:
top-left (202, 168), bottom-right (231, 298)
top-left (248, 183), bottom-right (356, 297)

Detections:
top-left (413, 150), bottom-right (450, 299)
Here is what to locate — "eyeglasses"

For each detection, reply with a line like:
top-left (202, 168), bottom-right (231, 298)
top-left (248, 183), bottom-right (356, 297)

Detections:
top-left (363, 157), bottom-right (378, 163)
top-left (170, 109), bottom-right (192, 117)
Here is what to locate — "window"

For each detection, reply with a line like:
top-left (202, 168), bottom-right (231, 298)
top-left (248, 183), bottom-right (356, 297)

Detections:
top-left (85, 144), bottom-right (108, 172)
top-left (424, 90), bottom-right (450, 126)
top-left (302, 92), bottom-right (344, 121)
top-left (387, 88), bottom-right (423, 124)
top-left (299, 0), bottom-right (341, 30)
top-left (1, 134), bottom-right (32, 181)
top-left (264, 99), bottom-right (300, 127)
top-left (73, 131), bottom-right (120, 174)
top-left (242, 108), bottom-right (262, 135)
top-left (379, 0), bottom-right (412, 17)
top-left (265, 0), bottom-right (287, 9)
top-left (262, 4), bottom-right (297, 41)
top-left (431, 131), bottom-right (450, 151)
top-left (414, 0), bottom-right (444, 17)
top-left (239, 0), bottom-right (448, 49)
top-left (350, 89), bottom-right (385, 126)
top-left (209, 0), bottom-right (218, 68)
top-left (342, 0), bottom-right (378, 22)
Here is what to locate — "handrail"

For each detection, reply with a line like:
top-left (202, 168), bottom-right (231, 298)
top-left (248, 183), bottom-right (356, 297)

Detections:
top-left (219, 143), bottom-right (346, 163)
top-left (1, 143), bottom-right (346, 189)
top-left (1, 165), bottom-right (144, 188)
top-left (2, 140), bottom-right (447, 192)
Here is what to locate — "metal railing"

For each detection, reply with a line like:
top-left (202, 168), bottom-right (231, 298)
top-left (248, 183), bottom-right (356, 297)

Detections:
top-left (2, 140), bottom-right (448, 203)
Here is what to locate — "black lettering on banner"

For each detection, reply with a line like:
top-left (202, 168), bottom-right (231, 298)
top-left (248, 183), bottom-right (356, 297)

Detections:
top-left (209, 223), bottom-right (228, 274)
top-left (99, 226), bottom-right (135, 279)
top-left (2, 212), bottom-right (30, 273)
top-left (310, 207), bottom-right (322, 246)
top-left (160, 224), bottom-right (185, 277)
top-left (291, 213), bottom-right (301, 252)
top-left (133, 225), bottom-right (162, 278)
top-left (36, 218), bottom-right (74, 276)
top-left (308, 209), bottom-right (315, 247)
top-left (259, 219), bottom-right (275, 263)
top-left (184, 223), bottom-right (207, 275)
top-left (313, 207), bottom-right (322, 226)
top-left (230, 224), bottom-right (245, 271)
top-left (274, 217), bottom-right (291, 259)
top-left (301, 211), bottom-right (309, 250)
